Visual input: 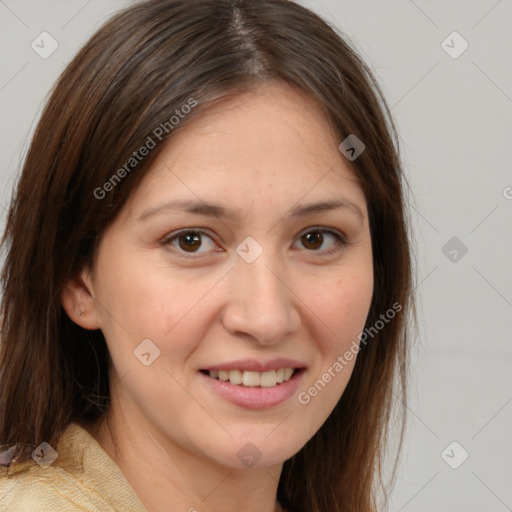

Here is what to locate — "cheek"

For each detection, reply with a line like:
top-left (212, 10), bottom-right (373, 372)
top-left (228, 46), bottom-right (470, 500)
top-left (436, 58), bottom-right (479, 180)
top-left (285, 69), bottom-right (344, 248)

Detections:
top-left (295, 273), bottom-right (373, 433)
top-left (94, 247), bottom-right (226, 374)
top-left (312, 272), bottom-right (373, 351)
top-left (95, 247), bottom-right (195, 333)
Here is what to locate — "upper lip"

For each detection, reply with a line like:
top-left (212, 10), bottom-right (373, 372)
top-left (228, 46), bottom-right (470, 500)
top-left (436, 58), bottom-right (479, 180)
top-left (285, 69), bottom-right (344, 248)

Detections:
top-left (201, 358), bottom-right (307, 372)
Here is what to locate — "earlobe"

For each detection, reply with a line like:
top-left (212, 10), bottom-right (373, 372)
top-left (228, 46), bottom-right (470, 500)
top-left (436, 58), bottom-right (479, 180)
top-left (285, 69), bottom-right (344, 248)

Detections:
top-left (60, 268), bottom-right (101, 330)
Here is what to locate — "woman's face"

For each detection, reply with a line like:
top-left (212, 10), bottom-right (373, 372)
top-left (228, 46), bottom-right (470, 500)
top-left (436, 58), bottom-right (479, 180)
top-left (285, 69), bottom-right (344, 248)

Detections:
top-left (74, 81), bottom-right (373, 468)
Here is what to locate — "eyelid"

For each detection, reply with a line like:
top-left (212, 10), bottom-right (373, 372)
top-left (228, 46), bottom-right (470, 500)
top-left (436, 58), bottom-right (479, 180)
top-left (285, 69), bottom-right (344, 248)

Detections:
top-left (296, 225), bottom-right (346, 243)
top-left (162, 228), bottom-right (219, 257)
top-left (293, 225), bottom-right (347, 255)
top-left (162, 225), bottom-right (348, 258)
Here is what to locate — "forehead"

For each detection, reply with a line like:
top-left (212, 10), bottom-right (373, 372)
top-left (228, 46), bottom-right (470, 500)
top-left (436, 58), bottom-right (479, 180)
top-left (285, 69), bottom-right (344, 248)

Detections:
top-left (123, 82), bottom-right (366, 222)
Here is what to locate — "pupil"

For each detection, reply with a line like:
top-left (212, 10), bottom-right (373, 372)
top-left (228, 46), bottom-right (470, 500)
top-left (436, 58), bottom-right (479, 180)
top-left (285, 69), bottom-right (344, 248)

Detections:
top-left (304, 231), bottom-right (322, 250)
top-left (180, 233), bottom-right (200, 251)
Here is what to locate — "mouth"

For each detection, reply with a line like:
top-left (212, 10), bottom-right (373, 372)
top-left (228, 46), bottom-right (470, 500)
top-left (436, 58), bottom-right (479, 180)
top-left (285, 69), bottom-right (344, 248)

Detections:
top-left (199, 367), bottom-right (302, 388)
top-left (198, 361), bottom-right (307, 409)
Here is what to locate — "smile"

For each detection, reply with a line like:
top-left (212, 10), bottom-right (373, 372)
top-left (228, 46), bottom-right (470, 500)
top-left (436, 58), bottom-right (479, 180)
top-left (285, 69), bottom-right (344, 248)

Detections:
top-left (202, 368), bottom-right (298, 387)
top-left (199, 367), bottom-right (306, 409)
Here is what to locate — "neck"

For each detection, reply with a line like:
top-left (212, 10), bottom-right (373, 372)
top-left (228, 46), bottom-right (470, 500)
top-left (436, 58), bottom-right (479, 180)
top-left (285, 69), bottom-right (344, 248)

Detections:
top-left (83, 409), bottom-right (286, 512)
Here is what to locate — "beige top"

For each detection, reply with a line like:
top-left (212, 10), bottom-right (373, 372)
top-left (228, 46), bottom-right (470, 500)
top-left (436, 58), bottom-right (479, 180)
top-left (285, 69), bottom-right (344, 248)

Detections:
top-left (0, 422), bottom-right (147, 511)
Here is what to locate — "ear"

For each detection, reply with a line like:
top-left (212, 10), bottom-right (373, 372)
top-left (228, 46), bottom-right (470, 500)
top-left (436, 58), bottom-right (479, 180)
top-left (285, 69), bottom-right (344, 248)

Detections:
top-left (61, 266), bottom-right (102, 330)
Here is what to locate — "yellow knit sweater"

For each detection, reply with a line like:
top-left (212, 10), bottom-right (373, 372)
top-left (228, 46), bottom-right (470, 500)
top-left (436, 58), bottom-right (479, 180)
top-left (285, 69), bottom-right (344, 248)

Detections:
top-left (0, 423), bottom-right (147, 511)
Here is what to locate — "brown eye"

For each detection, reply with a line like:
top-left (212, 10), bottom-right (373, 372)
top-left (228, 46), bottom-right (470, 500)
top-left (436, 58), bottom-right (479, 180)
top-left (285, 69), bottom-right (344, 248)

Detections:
top-left (178, 232), bottom-right (202, 252)
top-left (301, 231), bottom-right (324, 250)
top-left (295, 228), bottom-right (346, 254)
top-left (165, 229), bottom-right (217, 254)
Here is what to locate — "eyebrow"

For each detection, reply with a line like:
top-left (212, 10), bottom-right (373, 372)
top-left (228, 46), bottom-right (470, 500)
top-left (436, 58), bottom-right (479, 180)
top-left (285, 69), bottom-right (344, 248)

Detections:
top-left (137, 198), bottom-right (365, 224)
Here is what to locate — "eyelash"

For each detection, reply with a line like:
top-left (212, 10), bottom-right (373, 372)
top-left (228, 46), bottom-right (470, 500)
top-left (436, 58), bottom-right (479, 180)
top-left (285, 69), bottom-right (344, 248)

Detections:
top-left (162, 226), bottom-right (347, 259)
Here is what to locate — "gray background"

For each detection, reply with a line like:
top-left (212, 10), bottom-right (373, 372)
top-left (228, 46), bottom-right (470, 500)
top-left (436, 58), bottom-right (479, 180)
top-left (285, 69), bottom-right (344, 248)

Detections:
top-left (1, 1), bottom-right (511, 511)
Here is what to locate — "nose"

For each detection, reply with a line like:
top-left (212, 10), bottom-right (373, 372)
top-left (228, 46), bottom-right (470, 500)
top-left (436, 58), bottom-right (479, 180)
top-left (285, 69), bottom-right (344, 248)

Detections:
top-left (221, 250), bottom-right (301, 346)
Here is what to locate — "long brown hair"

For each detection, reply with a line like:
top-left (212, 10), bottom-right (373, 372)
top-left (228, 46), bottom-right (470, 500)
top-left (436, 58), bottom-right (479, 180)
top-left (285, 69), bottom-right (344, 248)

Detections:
top-left (0, 1), bottom-right (414, 510)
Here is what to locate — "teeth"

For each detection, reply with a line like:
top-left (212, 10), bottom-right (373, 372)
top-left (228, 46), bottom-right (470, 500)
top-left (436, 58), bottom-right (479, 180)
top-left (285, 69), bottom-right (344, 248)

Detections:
top-left (283, 368), bottom-right (294, 380)
top-left (229, 370), bottom-right (243, 385)
top-left (243, 371), bottom-right (261, 387)
top-left (260, 371), bottom-right (276, 387)
top-left (207, 368), bottom-right (297, 387)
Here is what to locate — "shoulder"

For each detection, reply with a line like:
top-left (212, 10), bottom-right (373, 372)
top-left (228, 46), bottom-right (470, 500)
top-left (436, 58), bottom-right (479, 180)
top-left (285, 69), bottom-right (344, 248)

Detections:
top-left (0, 462), bottom-right (105, 511)
top-left (0, 423), bottom-right (117, 511)
top-left (0, 422), bottom-right (146, 512)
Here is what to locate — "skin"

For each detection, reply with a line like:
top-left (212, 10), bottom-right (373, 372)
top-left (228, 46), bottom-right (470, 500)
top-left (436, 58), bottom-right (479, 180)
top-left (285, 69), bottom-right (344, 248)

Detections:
top-left (61, 81), bottom-right (374, 512)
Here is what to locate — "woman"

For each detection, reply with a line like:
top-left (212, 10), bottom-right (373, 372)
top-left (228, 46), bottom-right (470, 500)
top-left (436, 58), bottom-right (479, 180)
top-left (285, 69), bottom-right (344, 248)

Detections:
top-left (0, 0), bottom-right (414, 511)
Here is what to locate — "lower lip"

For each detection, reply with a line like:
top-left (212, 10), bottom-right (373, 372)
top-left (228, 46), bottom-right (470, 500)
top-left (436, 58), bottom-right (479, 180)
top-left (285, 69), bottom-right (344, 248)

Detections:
top-left (199, 370), bottom-right (305, 410)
